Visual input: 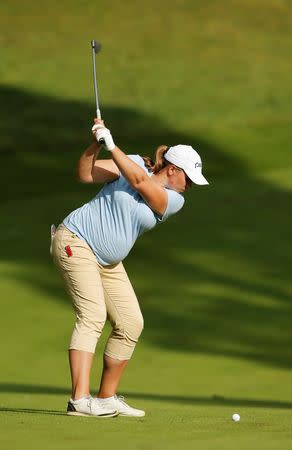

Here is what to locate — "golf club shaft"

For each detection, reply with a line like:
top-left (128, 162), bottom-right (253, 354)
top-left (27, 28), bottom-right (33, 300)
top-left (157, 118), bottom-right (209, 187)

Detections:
top-left (91, 44), bottom-right (101, 119)
top-left (91, 40), bottom-right (104, 143)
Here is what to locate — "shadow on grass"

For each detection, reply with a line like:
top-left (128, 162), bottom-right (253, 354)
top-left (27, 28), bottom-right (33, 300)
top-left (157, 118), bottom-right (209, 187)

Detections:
top-left (0, 383), bottom-right (291, 410)
top-left (1, 84), bottom-right (292, 370)
top-left (0, 406), bottom-right (66, 416)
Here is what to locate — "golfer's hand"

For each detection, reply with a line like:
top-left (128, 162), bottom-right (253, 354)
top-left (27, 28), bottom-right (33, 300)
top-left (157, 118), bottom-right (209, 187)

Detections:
top-left (91, 121), bottom-right (115, 152)
top-left (91, 118), bottom-right (105, 139)
top-left (93, 118), bottom-right (105, 127)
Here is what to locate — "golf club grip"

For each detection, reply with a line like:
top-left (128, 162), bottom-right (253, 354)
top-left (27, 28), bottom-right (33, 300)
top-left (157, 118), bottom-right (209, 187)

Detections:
top-left (98, 137), bottom-right (105, 145)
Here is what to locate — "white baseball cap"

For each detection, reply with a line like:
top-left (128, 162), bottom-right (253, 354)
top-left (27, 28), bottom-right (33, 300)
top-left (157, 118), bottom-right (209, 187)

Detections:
top-left (164, 145), bottom-right (209, 185)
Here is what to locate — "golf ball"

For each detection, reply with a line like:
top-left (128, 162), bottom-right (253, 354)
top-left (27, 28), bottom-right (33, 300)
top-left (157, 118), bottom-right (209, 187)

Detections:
top-left (232, 413), bottom-right (240, 422)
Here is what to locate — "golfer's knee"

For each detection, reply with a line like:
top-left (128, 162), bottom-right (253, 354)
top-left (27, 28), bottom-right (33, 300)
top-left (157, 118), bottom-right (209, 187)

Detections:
top-left (131, 315), bottom-right (144, 342)
top-left (80, 315), bottom-right (107, 335)
top-left (104, 315), bottom-right (144, 359)
top-left (120, 315), bottom-right (144, 344)
top-left (70, 314), bottom-right (107, 351)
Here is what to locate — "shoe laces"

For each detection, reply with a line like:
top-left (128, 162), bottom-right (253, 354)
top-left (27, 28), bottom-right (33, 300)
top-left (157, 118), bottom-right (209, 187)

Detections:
top-left (116, 395), bottom-right (130, 408)
top-left (88, 396), bottom-right (108, 413)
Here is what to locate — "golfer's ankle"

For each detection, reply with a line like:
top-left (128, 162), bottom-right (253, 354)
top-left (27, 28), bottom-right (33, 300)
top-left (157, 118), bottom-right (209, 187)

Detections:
top-left (72, 390), bottom-right (90, 401)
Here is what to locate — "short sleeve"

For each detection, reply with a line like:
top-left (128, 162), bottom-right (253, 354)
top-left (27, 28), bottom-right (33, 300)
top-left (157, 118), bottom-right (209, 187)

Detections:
top-left (128, 154), bottom-right (148, 170)
top-left (157, 189), bottom-right (185, 222)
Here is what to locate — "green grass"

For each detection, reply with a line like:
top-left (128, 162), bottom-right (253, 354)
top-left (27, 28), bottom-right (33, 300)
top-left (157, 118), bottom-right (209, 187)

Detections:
top-left (1, 0), bottom-right (292, 448)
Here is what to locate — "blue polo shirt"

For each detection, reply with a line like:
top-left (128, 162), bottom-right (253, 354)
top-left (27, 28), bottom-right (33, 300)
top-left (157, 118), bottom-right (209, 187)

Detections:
top-left (63, 155), bottom-right (184, 265)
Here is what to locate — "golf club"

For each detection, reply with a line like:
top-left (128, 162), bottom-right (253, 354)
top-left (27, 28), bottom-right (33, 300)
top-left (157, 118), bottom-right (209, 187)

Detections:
top-left (91, 39), bottom-right (104, 144)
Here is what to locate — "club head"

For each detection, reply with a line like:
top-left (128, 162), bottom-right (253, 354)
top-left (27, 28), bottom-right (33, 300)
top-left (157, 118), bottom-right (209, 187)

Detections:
top-left (91, 40), bottom-right (102, 54)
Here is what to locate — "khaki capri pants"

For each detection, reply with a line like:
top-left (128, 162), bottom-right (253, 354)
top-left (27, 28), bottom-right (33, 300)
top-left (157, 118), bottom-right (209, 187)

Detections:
top-left (52, 224), bottom-right (144, 360)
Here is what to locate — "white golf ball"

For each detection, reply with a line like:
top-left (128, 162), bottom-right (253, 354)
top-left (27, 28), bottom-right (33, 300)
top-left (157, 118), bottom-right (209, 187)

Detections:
top-left (232, 413), bottom-right (240, 422)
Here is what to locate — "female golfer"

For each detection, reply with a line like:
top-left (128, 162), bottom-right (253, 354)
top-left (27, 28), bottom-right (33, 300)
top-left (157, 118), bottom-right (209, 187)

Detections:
top-left (51, 119), bottom-right (209, 418)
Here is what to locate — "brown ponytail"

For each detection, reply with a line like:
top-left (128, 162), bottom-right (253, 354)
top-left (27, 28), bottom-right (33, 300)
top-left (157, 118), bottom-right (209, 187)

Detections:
top-left (142, 145), bottom-right (169, 174)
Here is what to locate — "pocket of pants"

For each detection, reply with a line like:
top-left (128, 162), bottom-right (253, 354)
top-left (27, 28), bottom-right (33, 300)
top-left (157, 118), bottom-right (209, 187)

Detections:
top-left (49, 224), bottom-right (57, 255)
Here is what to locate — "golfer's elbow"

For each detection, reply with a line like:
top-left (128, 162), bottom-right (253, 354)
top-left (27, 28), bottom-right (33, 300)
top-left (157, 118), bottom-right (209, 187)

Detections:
top-left (132, 175), bottom-right (148, 192)
top-left (76, 170), bottom-right (93, 184)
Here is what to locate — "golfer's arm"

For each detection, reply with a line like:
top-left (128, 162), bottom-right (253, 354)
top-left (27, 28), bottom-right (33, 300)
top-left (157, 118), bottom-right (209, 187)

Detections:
top-left (110, 147), bottom-right (148, 186)
top-left (111, 147), bottom-right (167, 215)
top-left (77, 141), bottom-right (102, 183)
top-left (77, 142), bottom-right (120, 183)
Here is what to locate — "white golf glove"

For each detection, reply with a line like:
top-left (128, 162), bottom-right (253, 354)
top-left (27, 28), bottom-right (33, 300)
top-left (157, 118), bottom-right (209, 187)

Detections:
top-left (91, 124), bottom-right (116, 151)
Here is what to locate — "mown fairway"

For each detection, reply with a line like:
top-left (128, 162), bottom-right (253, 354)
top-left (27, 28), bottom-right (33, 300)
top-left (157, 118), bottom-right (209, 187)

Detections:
top-left (1, 1), bottom-right (292, 449)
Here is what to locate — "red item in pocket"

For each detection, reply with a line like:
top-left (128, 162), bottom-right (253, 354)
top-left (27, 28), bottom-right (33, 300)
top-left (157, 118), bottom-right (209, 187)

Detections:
top-left (65, 245), bottom-right (73, 257)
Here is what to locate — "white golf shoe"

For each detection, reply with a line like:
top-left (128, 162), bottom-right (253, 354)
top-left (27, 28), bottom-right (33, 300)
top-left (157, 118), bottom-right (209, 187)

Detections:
top-left (97, 395), bottom-right (145, 417)
top-left (67, 396), bottom-right (118, 418)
